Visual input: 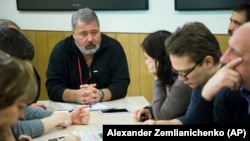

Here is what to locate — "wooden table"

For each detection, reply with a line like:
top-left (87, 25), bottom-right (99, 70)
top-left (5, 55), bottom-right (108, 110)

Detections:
top-left (33, 96), bottom-right (149, 141)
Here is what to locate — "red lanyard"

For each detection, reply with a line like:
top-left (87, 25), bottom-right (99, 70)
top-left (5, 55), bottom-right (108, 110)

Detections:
top-left (78, 56), bottom-right (91, 84)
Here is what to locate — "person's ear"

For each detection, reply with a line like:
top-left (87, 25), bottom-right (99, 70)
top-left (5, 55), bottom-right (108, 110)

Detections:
top-left (203, 55), bottom-right (214, 67)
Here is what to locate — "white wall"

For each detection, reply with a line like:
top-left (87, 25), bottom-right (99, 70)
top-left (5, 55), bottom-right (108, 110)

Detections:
top-left (0, 0), bottom-right (231, 34)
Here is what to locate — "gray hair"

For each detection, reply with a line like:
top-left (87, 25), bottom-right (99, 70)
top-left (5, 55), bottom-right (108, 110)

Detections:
top-left (0, 19), bottom-right (21, 30)
top-left (71, 8), bottom-right (99, 30)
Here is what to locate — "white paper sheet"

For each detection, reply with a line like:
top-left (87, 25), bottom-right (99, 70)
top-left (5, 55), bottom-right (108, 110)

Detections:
top-left (56, 102), bottom-right (115, 111)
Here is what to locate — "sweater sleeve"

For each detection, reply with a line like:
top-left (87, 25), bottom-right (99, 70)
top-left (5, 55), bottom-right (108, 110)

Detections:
top-left (12, 119), bottom-right (44, 138)
top-left (12, 106), bottom-right (54, 138)
top-left (24, 106), bottom-right (53, 119)
top-left (106, 38), bottom-right (130, 100)
top-left (190, 87), bottom-right (233, 124)
top-left (152, 79), bottom-right (192, 120)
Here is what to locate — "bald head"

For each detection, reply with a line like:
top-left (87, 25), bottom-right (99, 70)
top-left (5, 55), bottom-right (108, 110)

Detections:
top-left (222, 22), bottom-right (250, 90)
top-left (230, 22), bottom-right (250, 52)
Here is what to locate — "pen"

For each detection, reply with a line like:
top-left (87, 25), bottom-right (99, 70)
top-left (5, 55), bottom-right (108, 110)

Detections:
top-left (41, 105), bottom-right (47, 110)
top-left (48, 136), bottom-right (64, 141)
top-left (57, 136), bottom-right (65, 140)
top-left (65, 120), bottom-right (72, 135)
top-left (56, 136), bottom-right (65, 141)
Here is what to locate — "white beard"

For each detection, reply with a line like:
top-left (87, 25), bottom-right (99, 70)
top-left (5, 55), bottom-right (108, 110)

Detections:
top-left (75, 42), bottom-right (100, 55)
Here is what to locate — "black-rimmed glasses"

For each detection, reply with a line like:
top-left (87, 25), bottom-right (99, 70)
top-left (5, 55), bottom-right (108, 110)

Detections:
top-left (172, 58), bottom-right (204, 79)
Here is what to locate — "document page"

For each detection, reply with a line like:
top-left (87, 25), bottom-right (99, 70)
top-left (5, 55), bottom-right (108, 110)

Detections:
top-left (56, 102), bottom-right (115, 111)
top-left (73, 130), bottom-right (102, 141)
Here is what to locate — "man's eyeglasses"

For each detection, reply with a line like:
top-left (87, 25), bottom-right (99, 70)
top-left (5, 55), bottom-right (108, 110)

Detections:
top-left (172, 58), bottom-right (204, 79)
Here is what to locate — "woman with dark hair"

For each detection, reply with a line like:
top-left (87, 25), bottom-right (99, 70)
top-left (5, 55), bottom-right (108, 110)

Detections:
top-left (134, 30), bottom-right (192, 121)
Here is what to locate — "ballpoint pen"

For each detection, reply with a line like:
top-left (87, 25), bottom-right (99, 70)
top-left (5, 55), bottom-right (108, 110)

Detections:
top-left (47, 136), bottom-right (64, 141)
top-left (48, 121), bottom-right (73, 141)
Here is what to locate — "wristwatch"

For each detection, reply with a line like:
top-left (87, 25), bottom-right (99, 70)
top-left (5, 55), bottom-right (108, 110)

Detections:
top-left (99, 89), bottom-right (105, 102)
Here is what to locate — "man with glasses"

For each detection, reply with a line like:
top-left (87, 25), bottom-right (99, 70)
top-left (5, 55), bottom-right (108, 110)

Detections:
top-left (171, 58), bottom-right (204, 80)
top-left (141, 22), bottom-right (226, 125)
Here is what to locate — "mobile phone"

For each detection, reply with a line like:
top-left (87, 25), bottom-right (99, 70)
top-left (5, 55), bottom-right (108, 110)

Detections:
top-left (99, 108), bottom-right (129, 114)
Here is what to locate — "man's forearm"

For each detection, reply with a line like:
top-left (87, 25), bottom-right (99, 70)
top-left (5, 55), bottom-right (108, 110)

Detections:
top-left (63, 89), bottom-right (78, 103)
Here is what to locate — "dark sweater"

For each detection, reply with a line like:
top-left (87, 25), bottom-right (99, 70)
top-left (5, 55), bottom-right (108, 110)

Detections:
top-left (46, 33), bottom-right (130, 102)
top-left (178, 86), bottom-right (250, 124)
